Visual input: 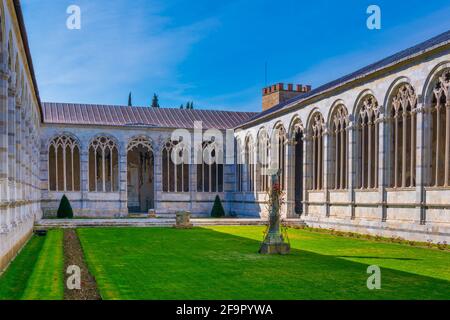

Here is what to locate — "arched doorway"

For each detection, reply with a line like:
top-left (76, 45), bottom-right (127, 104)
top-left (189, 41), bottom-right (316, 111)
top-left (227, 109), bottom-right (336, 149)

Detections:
top-left (294, 128), bottom-right (304, 215)
top-left (127, 137), bottom-right (154, 213)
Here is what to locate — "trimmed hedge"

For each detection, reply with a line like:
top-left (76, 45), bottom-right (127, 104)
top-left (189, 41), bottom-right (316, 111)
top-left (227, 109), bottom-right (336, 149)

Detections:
top-left (57, 195), bottom-right (73, 219)
top-left (211, 195), bottom-right (225, 218)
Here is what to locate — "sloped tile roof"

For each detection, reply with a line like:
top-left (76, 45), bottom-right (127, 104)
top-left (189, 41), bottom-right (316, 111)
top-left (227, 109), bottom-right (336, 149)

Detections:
top-left (240, 29), bottom-right (450, 127)
top-left (42, 102), bottom-right (258, 130)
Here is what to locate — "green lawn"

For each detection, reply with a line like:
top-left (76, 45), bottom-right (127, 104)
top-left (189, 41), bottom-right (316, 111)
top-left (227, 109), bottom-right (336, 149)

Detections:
top-left (77, 226), bottom-right (450, 300)
top-left (0, 230), bottom-right (64, 300)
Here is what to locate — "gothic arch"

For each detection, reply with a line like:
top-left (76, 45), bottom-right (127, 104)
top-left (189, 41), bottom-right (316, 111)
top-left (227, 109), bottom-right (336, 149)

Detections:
top-left (422, 61), bottom-right (450, 106)
top-left (328, 102), bottom-right (349, 190)
top-left (352, 89), bottom-right (378, 116)
top-left (354, 93), bottom-right (381, 189)
top-left (385, 80), bottom-right (418, 188)
top-left (162, 137), bottom-right (189, 193)
top-left (46, 132), bottom-right (81, 150)
top-left (287, 114), bottom-right (305, 215)
top-left (14, 55), bottom-right (19, 89)
top-left (244, 133), bottom-right (256, 192)
top-left (88, 135), bottom-right (120, 192)
top-left (383, 76), bottom-right (413, 107)
top-left (423, 63), bottom-right (450, 186)
top-left (256, 127), bottom-right (270, 192)
top-left (307, 110), bottom-right (325, 190)
top-left (0, 2), bottom-right (5, 62)
top-left (305, 107), bottom-right (323, 135)
top-left (47, 134), bottom-right (81, 192)
top-left (89, 134), bottom-right (120, 151)
top-left (7, 31), bottom-right (13, 72)
top-left (127, 135), bottom-right (153, 153)
top-left (288, 114), bottom-right (304, 140)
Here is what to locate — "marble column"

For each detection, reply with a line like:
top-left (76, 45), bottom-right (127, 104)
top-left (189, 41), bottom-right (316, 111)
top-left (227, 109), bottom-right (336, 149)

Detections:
top-left (119, 149), bottom-right (128, 217)
top-left (286, 138), bottom-right (296, 217)
top-left (0, 68), bottom-right (9, 233)
top-left (7, 73), bottom-right (16, 228)
top-left (347, 120), bottom-right (356, 219)
top-left (415, 102), bottom-right (428, 224)
top-left (80, 145), bottom-right (89, 216)
top-left (323, 129), bottom-right (330, 217)
top-left (303, 133), bottom-right (311, 216)
top-left (15, 96), bottom-right (22, 224)
top-left (377, 113), bottom-right (387, 222)
top-left (153, 143), bottom-right (162, 213)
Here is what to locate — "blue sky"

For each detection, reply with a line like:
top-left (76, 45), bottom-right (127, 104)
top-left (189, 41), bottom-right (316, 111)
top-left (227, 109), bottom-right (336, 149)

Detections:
top-left (22, 0), bottom-right (450, 112)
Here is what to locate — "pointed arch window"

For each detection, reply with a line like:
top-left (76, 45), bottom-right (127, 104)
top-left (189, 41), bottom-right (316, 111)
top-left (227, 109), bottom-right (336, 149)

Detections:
top-left (309, 113), bottom-right (325, 190)
top-left (292, 124), bottom-right (304, 214)
top-left (89, 136), bottom-right (119, 192)
top-left (356, 95), bottom-right (380, 189)
top-left (197, 141), bottom-right (223, 192)
top-left (236, 139), bottom-right (244, 191)
top-left (257, 130), bottom-right (270, 192)
top-left (273, 125), bottom-right (287, 190)
top-left (48, 135), bottom-right (81, 192)
top-left (430, 70), bottom-right (450, 186)
top-left (162, 140), bottom-right (190, 192)
top-left (330, 105), bottom-right (348, 190)
top-left (245, 137), bottom-right (255, 192)
top-left (389, 84), bottom-right (417, 188)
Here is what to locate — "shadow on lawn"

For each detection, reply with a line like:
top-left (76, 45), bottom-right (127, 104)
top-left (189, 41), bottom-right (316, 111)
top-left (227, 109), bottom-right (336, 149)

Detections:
top-left (79, 227), bottom-right (450, 300)
top-left (332, 256), bottom-right (421, 261)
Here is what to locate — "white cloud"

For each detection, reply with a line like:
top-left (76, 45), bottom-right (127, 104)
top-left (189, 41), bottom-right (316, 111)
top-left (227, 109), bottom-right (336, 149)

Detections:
top-left (24, 0), bottom-right (220, 104)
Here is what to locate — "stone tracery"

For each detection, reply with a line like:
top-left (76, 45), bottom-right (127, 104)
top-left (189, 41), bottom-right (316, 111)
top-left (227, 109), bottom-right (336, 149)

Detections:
top-left (356, 95), bottom-right (380, 189)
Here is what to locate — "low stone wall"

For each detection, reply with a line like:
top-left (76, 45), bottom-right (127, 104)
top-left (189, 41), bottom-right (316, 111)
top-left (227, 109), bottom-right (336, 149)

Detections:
top-left (0, 218), bottom-right (34, 272)
top-left (302, 216), bottom-right (450, 243)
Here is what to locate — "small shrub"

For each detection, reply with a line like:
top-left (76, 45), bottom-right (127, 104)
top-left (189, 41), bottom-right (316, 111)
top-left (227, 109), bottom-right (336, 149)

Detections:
top-left (57, 195), bottom-right (73, 219)
top-left (211, 195), bottom-right (225, 218)
top-left (437, 242), bottom-right (448, 250)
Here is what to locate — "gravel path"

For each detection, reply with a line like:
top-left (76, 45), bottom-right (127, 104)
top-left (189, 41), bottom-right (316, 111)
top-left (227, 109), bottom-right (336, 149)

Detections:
top-left (63, 229), bottom-right (101, 300)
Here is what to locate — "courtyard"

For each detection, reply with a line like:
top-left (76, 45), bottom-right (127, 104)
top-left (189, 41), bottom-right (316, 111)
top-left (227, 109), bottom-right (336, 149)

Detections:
top-left (0, 226), bottom-right (449, 300)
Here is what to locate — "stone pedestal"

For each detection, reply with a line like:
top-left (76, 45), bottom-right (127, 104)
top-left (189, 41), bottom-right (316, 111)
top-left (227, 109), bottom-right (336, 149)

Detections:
top-left (259, 241), bottom-right (290, 254)
top-left (174, 211), bottom-right (193, 229)
top-left (259, 169), bottom-right (291, 255)
top-left (148, 209), bottom-right (156, 218)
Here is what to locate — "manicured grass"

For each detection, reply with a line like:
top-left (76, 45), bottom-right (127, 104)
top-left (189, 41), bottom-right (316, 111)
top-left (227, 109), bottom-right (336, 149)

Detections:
top-left (77, 226), bottom-right (450, 300)
top-left (0, 235), bottom-right (45, 300)
top-left (22, 229), bottom-right (64, 300)
top-left (0, 230), bottom-right (65, 300)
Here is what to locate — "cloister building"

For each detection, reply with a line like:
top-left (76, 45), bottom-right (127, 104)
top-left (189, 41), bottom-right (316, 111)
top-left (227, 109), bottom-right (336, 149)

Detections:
top-left (0, 0), bottom-right (449, 271)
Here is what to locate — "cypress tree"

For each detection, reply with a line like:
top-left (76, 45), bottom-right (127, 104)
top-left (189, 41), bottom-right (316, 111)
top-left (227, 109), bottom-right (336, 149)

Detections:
top-left (151, 94), bottom-right (160, 108)
top-left (128, 92), bottom-right (132, 107)
top-left (211, 195), bottom-right (225, 218)
top-left (57, 195), bottom-right (74, 219)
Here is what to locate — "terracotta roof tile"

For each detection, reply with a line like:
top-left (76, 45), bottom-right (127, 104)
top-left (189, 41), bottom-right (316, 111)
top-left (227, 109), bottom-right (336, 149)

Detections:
top-left (42, 103), bottom-right (258, 130)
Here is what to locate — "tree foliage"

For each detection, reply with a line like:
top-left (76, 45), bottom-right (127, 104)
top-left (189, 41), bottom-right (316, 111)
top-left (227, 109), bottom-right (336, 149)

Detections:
top-left (151, 94), bottom-right (160, 108)
top-left (211, 195), bottom-right (225, 218)
top-left (57, 195), bottom-right (74, 219)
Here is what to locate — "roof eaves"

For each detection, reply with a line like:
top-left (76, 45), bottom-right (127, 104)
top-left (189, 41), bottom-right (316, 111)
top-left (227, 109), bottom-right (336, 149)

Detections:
top-left (13, 0), bottom-right (43, 122)
top-left (238, 31), bottom-right (450, 129)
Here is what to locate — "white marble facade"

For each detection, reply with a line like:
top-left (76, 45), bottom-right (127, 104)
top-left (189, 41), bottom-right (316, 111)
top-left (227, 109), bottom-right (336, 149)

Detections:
top-left (2, 0), bottom-right (450, 274)
top-left (0, 0), bottom-right (42, 271)
top-left (40, 126), bottom-right (235, 218)
top-left (235, 45), bottom-right (450, 243)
